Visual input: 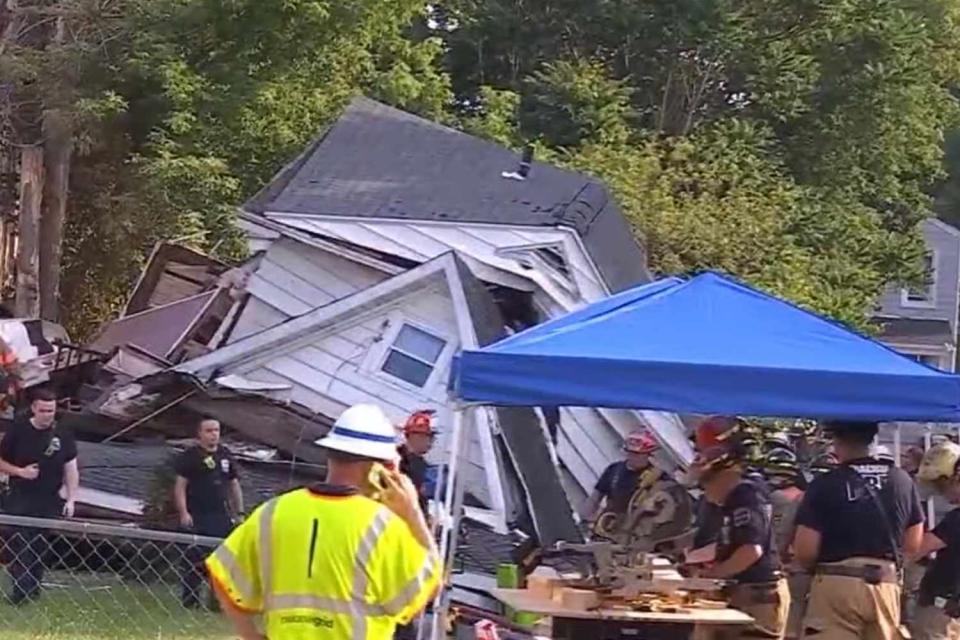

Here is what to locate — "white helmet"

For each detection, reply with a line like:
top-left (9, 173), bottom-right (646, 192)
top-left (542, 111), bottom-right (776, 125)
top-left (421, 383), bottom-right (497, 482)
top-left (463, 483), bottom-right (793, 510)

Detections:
top-left (315, 404), bottom-right (399, 462)
top-left (872, 444), bottom-right (895, 464)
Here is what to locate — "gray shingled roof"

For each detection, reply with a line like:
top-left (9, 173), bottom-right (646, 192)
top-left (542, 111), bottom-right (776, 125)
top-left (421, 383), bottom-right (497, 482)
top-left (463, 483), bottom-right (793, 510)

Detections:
top-left (245, 97), bottom-right (649, 292)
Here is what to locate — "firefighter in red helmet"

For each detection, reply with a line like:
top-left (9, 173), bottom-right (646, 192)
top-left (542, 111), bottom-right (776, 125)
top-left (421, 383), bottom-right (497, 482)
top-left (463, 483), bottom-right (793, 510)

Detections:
top-left (583, 430), bottom-right (661, 524)
top-left (399, 410), bottom-right (437, 519)
top-left (689, 416), bottom-right (790, 640)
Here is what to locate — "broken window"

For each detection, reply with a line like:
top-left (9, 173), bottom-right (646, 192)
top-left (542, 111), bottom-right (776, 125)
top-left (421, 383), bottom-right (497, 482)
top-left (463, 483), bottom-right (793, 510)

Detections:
top-left (535, 247), bottom-right (570, 277)
top-left (381, 324), bottom-right (446, 387)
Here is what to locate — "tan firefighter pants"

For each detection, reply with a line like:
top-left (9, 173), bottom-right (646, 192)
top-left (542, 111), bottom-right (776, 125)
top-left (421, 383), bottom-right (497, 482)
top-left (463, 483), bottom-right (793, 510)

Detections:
top-left (697, 578), bottom-right (791, 640)
top-left (910, 605), bottom-right (960, 640)
top-left (803, 558), bottom-right (906, 640)
top-left (786, 572), bottom-right (812, 639)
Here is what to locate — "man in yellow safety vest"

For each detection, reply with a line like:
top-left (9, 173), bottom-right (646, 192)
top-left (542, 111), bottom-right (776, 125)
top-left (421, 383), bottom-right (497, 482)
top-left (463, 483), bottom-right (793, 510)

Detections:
top-left (206, 403), bottom-right (441, 640)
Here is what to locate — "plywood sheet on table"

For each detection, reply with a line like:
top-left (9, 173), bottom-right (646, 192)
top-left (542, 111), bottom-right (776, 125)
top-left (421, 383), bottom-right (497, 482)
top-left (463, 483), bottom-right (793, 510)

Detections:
top-left (492, 589), bottom-right (753, 626)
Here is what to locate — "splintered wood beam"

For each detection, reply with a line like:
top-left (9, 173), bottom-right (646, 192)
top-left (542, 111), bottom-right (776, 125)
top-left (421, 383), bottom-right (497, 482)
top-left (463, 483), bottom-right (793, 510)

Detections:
top-left (15, 145), bottom-right (41, 318)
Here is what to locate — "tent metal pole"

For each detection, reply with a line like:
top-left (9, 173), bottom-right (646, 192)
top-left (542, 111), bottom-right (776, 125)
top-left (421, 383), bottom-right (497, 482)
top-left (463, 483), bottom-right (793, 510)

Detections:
top-left (429, 402), bottom-right (473, 640)
top-left (925, 427), bottom-right (935, 526)
top-left (893, 424), bottom-right (902, 469)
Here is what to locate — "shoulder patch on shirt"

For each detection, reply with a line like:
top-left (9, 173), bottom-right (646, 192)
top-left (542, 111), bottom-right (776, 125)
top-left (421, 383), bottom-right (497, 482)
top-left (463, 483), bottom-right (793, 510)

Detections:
top-left (44, 436), bottom-right (61, 457)
top-left (221, 458), bottom-right (230, 473)
top-left (733, 507), bottom-right (752, 527)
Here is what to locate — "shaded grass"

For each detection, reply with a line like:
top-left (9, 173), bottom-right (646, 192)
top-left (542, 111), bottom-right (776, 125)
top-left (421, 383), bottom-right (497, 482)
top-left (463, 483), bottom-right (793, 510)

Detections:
top-left (0, 571), bottom-right (234, 640)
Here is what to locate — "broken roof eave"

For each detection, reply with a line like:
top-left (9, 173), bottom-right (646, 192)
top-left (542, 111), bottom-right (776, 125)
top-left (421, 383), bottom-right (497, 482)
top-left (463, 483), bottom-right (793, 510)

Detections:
top-left (258, 212), bottom-right (590, 311)
top-left (237, 210), bottom-right (411, 275)
top-left (177, 253), bottom-right (477, 379)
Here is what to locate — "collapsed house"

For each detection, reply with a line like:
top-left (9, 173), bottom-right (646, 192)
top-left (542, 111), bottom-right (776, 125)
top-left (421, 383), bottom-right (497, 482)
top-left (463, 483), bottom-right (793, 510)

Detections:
top-left (83, 97), bottom-right (694, 552)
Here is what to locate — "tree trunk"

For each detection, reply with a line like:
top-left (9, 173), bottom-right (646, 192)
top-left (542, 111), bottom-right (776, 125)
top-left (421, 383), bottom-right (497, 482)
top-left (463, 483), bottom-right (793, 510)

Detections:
top-left (39, 109), bottom-right (71, 322)
top-left (16, 146), bottom-right (43, 318)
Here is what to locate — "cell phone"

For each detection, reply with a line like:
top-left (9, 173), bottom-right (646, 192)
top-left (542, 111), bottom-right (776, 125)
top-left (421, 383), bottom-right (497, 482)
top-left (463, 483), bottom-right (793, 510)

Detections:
top-left (366, 463), bottom-right (388, 499)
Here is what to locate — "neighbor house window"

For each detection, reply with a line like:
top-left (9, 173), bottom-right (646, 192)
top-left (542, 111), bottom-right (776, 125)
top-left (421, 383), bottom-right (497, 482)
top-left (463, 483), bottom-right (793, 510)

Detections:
top-left (381, 324), bottom-right (446, 387)
top-left (901, 252), bottom-right (937, 307)
top-left (909, 353), bottom-right (943, 369)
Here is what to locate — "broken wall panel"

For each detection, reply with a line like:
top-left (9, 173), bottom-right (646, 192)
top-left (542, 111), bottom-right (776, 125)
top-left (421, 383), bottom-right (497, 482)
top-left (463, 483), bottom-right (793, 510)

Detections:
top-left (124, 243), bottom-right (227, 316)
top-left (226, 237), bottom-right (389, 343)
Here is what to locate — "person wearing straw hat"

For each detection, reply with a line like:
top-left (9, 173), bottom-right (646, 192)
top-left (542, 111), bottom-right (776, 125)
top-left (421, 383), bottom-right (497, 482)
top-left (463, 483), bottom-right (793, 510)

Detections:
top-left (206, 403), bottom-right (441, 640)
top-left (909, 441), bottom-right (960, 640)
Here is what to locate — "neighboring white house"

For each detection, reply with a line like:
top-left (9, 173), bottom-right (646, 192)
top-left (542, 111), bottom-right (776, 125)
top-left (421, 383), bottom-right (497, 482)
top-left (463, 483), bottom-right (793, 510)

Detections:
top-left (152, 97), bottom-right (696, 543)
top-left (874, 218), bottom-right (960, 372)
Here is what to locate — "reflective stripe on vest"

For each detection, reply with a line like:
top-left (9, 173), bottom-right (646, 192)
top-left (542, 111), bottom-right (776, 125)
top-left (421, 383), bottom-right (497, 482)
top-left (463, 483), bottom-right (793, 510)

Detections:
top-left (350, 509), bottom-right (391, 639)
top-left (258, 498), bottom-right (278, 597)
top-left (211, 545), bottom-right (256, 604)
top-left (381, 552), bottom-right (439, 616)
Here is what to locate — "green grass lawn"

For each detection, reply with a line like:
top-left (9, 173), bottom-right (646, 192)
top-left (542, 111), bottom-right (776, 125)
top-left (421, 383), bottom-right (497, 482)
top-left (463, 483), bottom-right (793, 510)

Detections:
top-left (0, 571), bottom-right (235, 640)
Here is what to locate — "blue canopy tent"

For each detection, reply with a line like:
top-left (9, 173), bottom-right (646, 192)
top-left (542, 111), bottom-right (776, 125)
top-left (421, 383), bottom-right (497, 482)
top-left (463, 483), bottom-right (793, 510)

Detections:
top-left (431, 272), bottom-right (960, 638)
top-left (453, 271), bottom-right (960, 422)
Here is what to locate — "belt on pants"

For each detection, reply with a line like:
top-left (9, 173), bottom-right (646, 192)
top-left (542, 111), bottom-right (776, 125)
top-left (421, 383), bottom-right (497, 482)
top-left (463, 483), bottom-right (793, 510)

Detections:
top-left (727, 580), bottom-right (784, 605)
top-left (816, 563), bottom-right (899, 584)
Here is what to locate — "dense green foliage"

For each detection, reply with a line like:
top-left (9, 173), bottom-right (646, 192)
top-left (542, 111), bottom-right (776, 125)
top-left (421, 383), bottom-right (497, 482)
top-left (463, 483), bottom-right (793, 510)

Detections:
top-left (4, 0), bottom-right (960, 334)
top-left (442, 0), bottom-right (960, 326)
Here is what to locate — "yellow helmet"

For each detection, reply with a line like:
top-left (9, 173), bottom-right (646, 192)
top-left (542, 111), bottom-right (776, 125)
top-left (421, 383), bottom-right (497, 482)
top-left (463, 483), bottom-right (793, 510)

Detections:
top-left (917, 442), bottom-right (960, 483)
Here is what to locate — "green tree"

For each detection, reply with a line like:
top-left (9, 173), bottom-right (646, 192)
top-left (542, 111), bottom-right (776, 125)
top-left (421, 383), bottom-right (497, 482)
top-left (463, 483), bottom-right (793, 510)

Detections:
top-left (439, 0), bottom-right (959, 325)
top-left (5, 0), bottom-right (452, 339)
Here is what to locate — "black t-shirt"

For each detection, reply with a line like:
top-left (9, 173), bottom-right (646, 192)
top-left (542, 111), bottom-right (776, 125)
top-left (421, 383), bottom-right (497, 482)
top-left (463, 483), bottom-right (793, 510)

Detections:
top-left (694, 498), bottom-right (724, 549)
top-left (715, 480), bottom-right (780, 584)
top-left (173, 446), bottom-right (238, 517)
top-left (595, 461), bottom-right (641, 513)
top-left (0, 418), bottom-right (77, 506)
top-left (795, 458), bottom-right (924, 564)
top-left (399, 445), bottom-right (429, 515)
top-left (920, 509), bottom-right (960, 600)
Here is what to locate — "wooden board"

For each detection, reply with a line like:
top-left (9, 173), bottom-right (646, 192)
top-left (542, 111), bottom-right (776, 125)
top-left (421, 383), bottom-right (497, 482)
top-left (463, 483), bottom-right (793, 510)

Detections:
top-left (492, 589), bottom-right (754, 626)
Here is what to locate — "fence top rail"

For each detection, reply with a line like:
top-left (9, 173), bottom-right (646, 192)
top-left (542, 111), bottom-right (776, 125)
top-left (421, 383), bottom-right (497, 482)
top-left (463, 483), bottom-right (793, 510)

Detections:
top-left (0, 514), bottom-right (223, 547)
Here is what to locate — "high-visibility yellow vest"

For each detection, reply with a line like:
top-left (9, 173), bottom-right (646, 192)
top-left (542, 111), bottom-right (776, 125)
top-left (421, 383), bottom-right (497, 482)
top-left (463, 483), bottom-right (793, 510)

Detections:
top-left (205, 487), bottom-right (441, 640)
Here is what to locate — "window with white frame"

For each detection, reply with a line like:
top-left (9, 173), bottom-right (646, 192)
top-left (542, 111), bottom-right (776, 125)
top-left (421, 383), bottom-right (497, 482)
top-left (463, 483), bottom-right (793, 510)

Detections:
top-left (901, 252), bottom-right (937, 307)
top-left (380, 323), bottom-right (447, 388)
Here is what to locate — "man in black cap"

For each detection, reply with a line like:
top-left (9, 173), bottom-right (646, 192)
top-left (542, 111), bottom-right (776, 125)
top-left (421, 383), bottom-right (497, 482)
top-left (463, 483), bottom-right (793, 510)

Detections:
top-left (793, 421), bottom-right (925, 640)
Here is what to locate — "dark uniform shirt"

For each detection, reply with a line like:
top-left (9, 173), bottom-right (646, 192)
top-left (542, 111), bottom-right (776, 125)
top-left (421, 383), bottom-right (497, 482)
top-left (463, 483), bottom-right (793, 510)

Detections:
top-left (399, 445), bottom-right (429, 515)
top-left (715, 480), bottom-right (781, 584)
top-left (173, 446), bottom-right (238, 521)
top-left (920, 509), bottom-right (960, 602)
top-left (0, 418), bottom-right (76, 514)
top-left (694, 498), bottom-right (724, 549)
top-left (595, 461), bottom-right (641, 513)
top-left (795, 457), bottom-right (923, 564)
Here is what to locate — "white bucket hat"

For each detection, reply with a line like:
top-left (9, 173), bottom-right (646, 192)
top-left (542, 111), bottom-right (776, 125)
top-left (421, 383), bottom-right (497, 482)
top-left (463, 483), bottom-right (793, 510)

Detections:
top-left (315, 404), bottom-right (399, 462)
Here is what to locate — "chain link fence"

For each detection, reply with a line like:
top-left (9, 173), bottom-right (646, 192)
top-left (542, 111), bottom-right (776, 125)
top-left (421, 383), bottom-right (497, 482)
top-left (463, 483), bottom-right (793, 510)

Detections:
top-left (0, 514), bottom-right (233, 640)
